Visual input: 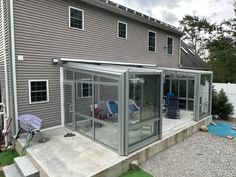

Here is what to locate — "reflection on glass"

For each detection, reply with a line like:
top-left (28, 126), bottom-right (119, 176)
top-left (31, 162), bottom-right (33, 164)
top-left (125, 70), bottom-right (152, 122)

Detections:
top-left (95, 122), bottom-right (118, 150)
top-left (188, 80), bottom-right (194, 99)
top-left (200, 75), bottom-right (211, 115)
top-left (179, 80), bottom-right (186, 97)
top-left (179, 99), bottom-right (186, 109)
top-left (129, 121), bottom-right (156, 146)
top-left (128, 74), bottom-right (159, 146)
top-left (188, 100), bottom-right (194, 111)
top-left (164, 79), bottom-right (170, 96)
top-left (76, 115), bottom-right (93, 138)
top-left (171, 80), bottom-right (178, 96)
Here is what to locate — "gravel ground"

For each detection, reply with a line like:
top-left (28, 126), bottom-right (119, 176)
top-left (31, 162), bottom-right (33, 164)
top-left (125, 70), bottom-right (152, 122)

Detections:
top-left (141, 132), bottom-right (236, 177)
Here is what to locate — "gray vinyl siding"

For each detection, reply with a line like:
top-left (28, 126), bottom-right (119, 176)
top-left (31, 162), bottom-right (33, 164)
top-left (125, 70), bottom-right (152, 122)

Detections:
top-left (13, 0), bottom-right (180, 128)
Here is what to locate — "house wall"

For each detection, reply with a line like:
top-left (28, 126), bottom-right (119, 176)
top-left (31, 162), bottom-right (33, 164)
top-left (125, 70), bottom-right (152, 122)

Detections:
top-left (13, 0), bottom-right (180, 128)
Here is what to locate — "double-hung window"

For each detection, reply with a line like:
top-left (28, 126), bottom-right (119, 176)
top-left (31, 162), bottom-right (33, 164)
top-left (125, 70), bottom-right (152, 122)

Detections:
top-left (69, 6), bottom-right (84, 30)
top-left (29, 80), bottom-right (49, 104)
top-left (148, 31), bottom-right (156, 52)
top-left (117, 21), bottom-right (127, 39)
top-left (167, 36), bottom-right (174, 55)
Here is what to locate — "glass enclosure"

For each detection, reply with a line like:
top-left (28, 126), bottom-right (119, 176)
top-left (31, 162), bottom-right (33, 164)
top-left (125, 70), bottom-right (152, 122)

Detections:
top-left (63, 63), bottom-right (162, 155)
top-left (162, 68), bottom-right (213, 121)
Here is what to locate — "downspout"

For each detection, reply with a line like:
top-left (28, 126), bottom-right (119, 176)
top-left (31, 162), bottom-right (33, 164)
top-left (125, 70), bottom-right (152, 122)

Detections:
top-left (9, 0), bottom-right (18, 134)
top-left (1, 0), bottom-right (10, 147)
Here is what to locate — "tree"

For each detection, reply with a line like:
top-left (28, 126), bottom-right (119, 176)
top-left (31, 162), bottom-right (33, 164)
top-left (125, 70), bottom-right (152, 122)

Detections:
top-left (179, 15), bottom-right (216, 59)
top-left (212, 89), bottom-right (234, 118)
top-left (207, 37), bottom-right (236, 82)
top-left (207, 1), bottom-right (236, 82)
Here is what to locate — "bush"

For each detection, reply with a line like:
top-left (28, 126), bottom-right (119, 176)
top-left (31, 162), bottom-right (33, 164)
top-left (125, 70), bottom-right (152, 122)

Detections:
top-left (212, 88), bottom-right (234, 118)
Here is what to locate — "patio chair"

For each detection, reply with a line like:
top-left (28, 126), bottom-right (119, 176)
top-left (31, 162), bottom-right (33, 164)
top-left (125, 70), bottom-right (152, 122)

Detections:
top-left (128, 99), bottom-right (140, 121)
top-left (15, 114), bottom-right (48, 155)
top-left (106, 100), bottom-right (118, 121)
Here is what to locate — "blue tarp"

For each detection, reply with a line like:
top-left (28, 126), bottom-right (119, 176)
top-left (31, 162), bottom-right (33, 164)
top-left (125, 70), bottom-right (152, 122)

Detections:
top-left (208, 121), bottom-right (236, 138)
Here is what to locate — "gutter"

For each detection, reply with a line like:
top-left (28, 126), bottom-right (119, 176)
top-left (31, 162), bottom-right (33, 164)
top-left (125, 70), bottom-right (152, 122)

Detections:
top-left (9, 0), bottom-right (18, 134)
top-left (1, 0), bottom-right (10, 146)
top-left (55, 58), bottom-right (157, 67)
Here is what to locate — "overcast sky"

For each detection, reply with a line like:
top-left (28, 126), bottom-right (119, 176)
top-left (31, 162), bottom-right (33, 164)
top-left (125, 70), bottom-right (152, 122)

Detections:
top-left (112, 0), bottom-right (235, 26)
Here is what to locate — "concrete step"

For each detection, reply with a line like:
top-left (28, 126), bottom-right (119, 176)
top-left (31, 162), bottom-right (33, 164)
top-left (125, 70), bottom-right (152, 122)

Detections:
top-left (2, 164), bottom-right (22, 177)
top-left (14, 156), bottom-right (39, 177)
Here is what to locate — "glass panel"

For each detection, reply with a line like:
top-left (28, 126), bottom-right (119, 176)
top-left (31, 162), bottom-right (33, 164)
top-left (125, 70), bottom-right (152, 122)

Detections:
top-left (128, 74), bottom-right (160, 146)
top-left (95, 122), bottom-right (118, 150)
top-left (199, 75), bottom-right (211, 115)
top-left (188, 100), bottom-right (194, 111)
top-left (171, 79), bottom-right (178, 96)
top-left (94, 83), bottom-right (118, 124)
top-left (75, 114), bottom-right (93, 138)
top-left (129, 121), bottom-right (157, 146)
top-left (179, 80), bottom-right (186, 98)
top-left (64, 70), bottom-right (74, 80)
top-left (64, 84), bottom-right (73, 128)
top-left (188, 79), bottom-right (195, 99)
top-left (179, 99), bottom-right (186, 109)
top-left (163, 79), bottom-right (170, 96)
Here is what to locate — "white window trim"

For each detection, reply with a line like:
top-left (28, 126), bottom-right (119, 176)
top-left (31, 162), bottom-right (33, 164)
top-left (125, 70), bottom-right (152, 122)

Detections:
top-left (69, 6), bottom-right (84, 30)
top-left (166, 35), bottom-right (174, 55)
top-left (117, 21), bottom-right (127, 39)
top-left (76, 79), bottom-right (92, 99)
top-left (28, 80), bottom-right (49, 104)
top-left (147, 30), bottom-right (157, 53)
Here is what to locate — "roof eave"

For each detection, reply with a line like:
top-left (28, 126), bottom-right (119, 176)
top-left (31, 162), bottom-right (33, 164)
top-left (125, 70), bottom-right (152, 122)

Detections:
top-left (80, 0), bottom-right (184, 36)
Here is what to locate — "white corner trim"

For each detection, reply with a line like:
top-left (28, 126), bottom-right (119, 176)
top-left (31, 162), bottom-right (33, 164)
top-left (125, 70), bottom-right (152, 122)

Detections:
top-left (60, 67), bottom-right (64, 126)
top-left (1, 0), bottom-right (9, 118)
top-left (10, 0), bottom-right (19, 134)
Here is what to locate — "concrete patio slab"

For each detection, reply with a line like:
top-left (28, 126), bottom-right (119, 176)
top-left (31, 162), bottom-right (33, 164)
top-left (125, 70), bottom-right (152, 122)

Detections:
top-left (15, 115), bottom-right (212, 177)
top-left (16, 128), bottom-right (126, 177)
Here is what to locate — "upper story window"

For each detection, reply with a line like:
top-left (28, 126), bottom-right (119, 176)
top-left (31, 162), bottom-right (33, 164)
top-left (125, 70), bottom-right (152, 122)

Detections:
top-left (148, 31), bottom-right (156, 52)
top-left (117, 21), bottom-right (127, 39)
top-left (29, 80), bottom-right (49, 104)
top-left (69, 6), bottom-right (84, 30)
top-left (167, 36), bottom-right (174, 55)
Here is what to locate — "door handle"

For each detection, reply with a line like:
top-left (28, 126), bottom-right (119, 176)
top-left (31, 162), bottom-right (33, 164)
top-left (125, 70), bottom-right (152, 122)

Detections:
top-left (69, 104), bottom-right (73, 112)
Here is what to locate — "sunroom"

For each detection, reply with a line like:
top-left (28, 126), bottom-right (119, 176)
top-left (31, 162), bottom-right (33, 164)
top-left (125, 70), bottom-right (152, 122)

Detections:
top-left (161, 67), bottom-right (213, 130)
top-left (62, 63), bottom-right (163, 156)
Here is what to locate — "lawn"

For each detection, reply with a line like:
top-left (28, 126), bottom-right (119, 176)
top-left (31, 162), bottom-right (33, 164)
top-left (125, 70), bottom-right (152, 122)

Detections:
top-left (0, 149), bottom-right (19, 177)
top-left (120, 169), bottom-right (153, 177)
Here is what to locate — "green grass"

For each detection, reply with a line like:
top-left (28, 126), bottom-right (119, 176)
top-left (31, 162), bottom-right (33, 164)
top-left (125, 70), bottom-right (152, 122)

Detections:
top-left (120, 169), bottom-right (153, 177)
top-left (0, 150), bottom-right (19, 166)
top-left (0, 149), bottom-right (19, 177)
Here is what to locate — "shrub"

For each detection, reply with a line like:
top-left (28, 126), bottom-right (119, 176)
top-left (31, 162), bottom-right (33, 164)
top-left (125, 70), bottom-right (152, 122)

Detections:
top-left (212, 88), bottom-right (234, 118)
